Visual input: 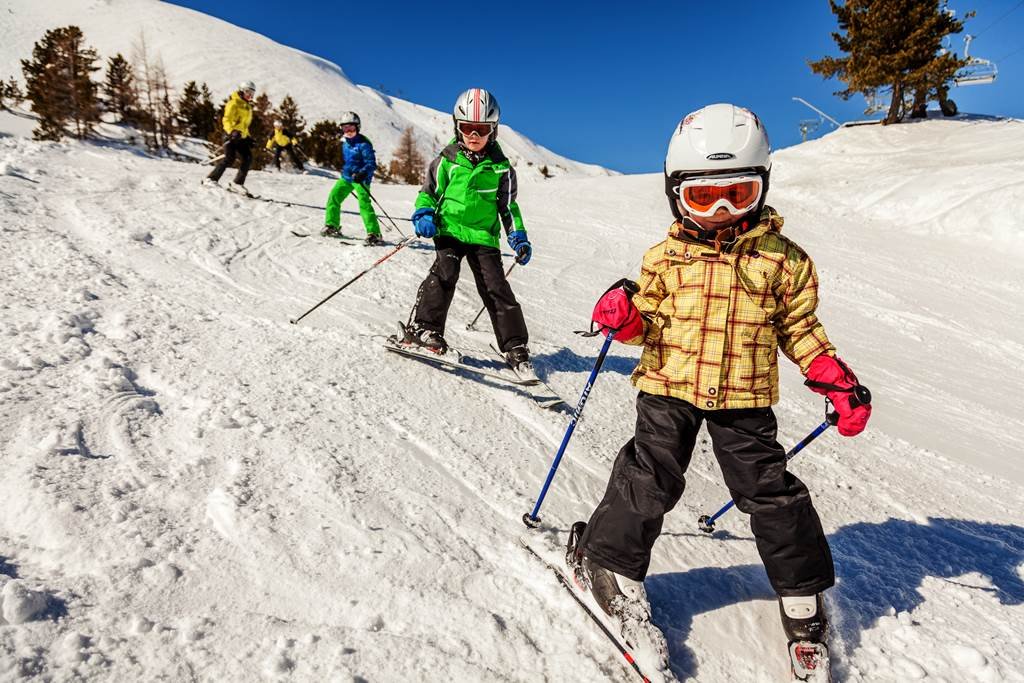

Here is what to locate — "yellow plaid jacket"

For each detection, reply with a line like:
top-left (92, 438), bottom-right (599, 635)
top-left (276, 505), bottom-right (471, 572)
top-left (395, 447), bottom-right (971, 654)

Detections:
top-left (625, 207), bottom-right (834, 409)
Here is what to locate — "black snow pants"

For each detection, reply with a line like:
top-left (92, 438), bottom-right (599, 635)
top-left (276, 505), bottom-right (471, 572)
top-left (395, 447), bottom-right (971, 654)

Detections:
top-left (273, 144), bottom-right (303, 171)
top-left (412, 236), bottom-right (528, 352)
top-left (580, 392), bottom-right (835, 596)
top-left (208, 135), bottom-right (253, 185)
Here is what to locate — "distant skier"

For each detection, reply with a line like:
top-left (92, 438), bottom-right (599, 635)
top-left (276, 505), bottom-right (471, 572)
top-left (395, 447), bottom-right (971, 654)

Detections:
top-left (205, 80), bottom-right (257, 196)
top-left (322, 111), bottom-right (382, 246)
top-left (398, 88), bottom-right (534, 377)
top-left (570, 104), bottom-right (872, 662)
top-left (266, 120), bottom-right (304, 171)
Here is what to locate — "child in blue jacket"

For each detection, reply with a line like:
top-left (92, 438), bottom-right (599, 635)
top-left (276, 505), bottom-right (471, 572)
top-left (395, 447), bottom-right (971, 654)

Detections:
top-left (323, 111), bottom-right (382, 245)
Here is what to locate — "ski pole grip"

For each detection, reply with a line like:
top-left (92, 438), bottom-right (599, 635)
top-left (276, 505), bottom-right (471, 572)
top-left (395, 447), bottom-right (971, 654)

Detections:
top-left (826, 411), bottom-right (839, 426)
top-left (850, 384), bottom-right (872, 409)
top-left (621, 279), bottom-right (640, 296)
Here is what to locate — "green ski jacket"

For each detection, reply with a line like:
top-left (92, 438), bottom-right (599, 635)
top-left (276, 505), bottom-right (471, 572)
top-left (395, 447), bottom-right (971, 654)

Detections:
top-left (414, 141), bottom-right (525, 248)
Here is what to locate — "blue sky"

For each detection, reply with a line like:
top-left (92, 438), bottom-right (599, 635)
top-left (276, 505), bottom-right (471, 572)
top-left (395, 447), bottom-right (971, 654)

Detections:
top-left (169, 0), bottom-right (1024, 174)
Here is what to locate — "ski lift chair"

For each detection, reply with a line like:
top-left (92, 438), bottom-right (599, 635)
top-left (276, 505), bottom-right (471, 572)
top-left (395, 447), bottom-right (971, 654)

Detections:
top-left (954, 35), bottom-right (998, 86)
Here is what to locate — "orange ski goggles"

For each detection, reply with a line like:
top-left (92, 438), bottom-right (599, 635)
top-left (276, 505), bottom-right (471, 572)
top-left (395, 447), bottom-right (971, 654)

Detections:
top-left (674, 174), bottom-right (763, 217)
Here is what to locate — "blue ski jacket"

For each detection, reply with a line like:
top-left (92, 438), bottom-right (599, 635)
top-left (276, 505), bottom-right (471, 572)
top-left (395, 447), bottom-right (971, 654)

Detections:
top-left (341, 134), bottom-right (377, 183)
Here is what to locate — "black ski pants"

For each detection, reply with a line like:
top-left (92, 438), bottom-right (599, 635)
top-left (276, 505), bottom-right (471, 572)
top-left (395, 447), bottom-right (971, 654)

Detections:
top-left (208, 136), bottom-right (253, 185)
top-left (413, 236), bottom-right (528, 351)
top-left (581, 392), bottom-right (835, 596)
top-left (273, 144), bottom-right (303, 171)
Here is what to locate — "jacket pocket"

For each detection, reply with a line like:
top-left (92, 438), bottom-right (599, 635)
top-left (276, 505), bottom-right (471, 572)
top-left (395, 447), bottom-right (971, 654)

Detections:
top-left (740, 325), bottom-right (776, 394)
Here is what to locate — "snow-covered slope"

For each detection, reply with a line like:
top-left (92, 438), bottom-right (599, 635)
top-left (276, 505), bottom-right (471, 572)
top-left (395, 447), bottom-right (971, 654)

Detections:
top-left (1, 115), bottom-right (1022, 682)
top-left (0, 0), bottom-right (612, 180)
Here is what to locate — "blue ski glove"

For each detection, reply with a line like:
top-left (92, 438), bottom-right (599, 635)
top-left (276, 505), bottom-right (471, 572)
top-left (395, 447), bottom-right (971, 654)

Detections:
top-left (508, 230), bottom-right (532, 265)
top-left (412, 208), bottom-right (437, 238)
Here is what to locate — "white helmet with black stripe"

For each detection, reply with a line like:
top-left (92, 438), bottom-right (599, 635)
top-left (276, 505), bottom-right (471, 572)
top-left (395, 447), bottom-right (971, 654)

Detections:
top-left (664, 103), bottom-right (772, 221)
top-left (453, 88), bottom-right (500, 139)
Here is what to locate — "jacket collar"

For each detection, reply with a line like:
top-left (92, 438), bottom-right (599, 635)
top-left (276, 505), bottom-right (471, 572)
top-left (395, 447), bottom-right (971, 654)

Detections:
top-left (668, 206), bottom-right (783, 253)
top-left (441, 140), bottom-right (508, 167)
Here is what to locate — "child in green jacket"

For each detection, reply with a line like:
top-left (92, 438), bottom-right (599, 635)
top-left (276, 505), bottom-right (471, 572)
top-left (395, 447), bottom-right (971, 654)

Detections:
top-left (400, 88), bottom-right (533, 375)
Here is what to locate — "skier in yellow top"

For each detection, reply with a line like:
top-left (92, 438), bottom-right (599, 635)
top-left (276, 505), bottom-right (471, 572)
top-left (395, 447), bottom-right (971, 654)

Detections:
top-left (204, 80), bottom-right (257, 196)
top-left (266, 120), bottom-right (304, 171)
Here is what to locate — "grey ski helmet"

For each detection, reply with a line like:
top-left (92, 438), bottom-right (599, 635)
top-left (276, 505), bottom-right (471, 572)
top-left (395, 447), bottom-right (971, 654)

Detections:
top-left (339, 111), bottom-right (361, 130)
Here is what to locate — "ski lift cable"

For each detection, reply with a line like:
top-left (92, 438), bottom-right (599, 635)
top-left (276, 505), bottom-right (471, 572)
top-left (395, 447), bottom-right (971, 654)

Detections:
top-left (994, 44), bottom-right (1024, 62)
top-left (973, 0), bottom-right (1024, 38)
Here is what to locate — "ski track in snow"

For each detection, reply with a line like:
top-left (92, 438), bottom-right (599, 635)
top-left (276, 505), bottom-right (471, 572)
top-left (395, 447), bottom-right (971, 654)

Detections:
top-left (1, 118), bottom-right (1023, 682)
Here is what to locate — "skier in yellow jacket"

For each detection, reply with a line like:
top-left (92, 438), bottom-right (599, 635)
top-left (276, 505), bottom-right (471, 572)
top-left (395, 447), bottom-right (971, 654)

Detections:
top-left (205, 80), bottom-right (256, 195)
top-left (266, 120), bottom-right (304, 171)
top-left (573, 104), bottom-right (873, 674)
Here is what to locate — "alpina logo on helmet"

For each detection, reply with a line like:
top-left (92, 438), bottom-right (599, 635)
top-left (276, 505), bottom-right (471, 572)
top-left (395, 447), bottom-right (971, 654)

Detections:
top-left (707, 152), bottom-right (735, 160)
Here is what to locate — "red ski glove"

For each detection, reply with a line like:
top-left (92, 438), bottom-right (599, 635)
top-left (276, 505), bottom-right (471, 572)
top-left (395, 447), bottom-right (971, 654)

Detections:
top-left (804, 355), bottom-right (872, 437)
top-left (592, 280), bottom-right (643, 341)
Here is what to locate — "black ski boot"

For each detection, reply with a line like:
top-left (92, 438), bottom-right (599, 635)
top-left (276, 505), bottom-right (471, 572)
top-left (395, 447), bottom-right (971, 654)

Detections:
top-left (364, 233), bottom-right (384, 246)
top-left (504, 344), bottom-right (538, 382)
top-left (400, 324), bottom-right (448, 355)
top-left (565, 522), bottom-right (651, 622)
top-left (779, 594), bottom-right (828, 643)
top-left (321, 225), bottom-right (342, 238)
top-left (782, 594), bottom-right (831, 681)
top-left (565, 522), bottom-right (670, 675)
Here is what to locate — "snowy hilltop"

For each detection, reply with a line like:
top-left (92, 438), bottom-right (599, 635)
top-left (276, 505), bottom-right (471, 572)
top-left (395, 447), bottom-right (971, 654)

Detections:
top-left (0, 0), bottom-right (612, 180)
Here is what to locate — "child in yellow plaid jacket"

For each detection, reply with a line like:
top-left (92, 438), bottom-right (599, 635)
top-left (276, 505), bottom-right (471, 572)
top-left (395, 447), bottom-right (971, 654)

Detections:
top-left (567, 104), bottom-right (872, 656)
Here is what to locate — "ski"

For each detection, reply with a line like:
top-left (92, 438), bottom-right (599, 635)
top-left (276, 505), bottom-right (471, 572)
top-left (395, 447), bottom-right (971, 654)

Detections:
top-left (225, 184), bottom-right (260, 199)
top-left (290, 230), bottom-right (358, 244)
top-left (789, 641), bottom-right (831, 682)
top-left (383, 331), bottom-right (566, 410)
top-left (518, 536), bottom-right (665, 683)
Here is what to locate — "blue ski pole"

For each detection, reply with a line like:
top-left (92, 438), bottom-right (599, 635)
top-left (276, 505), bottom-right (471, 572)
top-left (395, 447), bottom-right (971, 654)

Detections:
top-left (523, 330), bottom-right (617, 529)
top-left (697, 411), bottom-right (839, 534)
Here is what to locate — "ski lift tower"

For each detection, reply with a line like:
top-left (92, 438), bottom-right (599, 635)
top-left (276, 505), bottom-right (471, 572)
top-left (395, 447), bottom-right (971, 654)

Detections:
top-left (792, 97), bottom-right (842, 140)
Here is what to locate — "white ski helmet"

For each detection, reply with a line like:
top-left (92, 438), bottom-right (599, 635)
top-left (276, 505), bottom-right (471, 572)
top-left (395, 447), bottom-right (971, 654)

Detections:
top-left (338, 111), bottom-right (361, 130)
top-left (239, 80), bottom-right (256, 95)
top-left (664, 103), bottom-right (772, 221)
top-left (453, 88), bottom-right (500, 139)
top-left (273, 119), bottom-right (283, 128)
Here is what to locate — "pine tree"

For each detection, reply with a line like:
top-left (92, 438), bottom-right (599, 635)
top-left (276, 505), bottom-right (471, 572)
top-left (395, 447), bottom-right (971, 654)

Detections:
top-left (306, 119), bottom-right (344, 169)
top-left (249, 92), bottom-right (273, 170)
top-left (388, 126), bottom-right (426, 184)
top-left (274, 94), bottom-right (306, 138)
top-left (1, 77), bottom-right (24, 111)
top-left (21, 26), bottom-right (101, 140)
top-left (810, 0), bottom-right (969, 124)
top-left (104, 53), bottom-right (138, 123)
top-left (209, 97), bottom-right (228, 149)
top-left (178, 80), bottom-right (216, 139)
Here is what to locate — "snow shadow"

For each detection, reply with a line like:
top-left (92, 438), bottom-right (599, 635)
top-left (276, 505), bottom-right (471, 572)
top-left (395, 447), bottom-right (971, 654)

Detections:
top-left (646, 563), bottom-right (775, 678)
top-left (644, 516), bottom-right (1024, 680)
top-left (0, 555), bottom-right (19, 578)
top-left (532, 347), bottom-right (638, 377)
top-left (257, 195), bottom-right (414, 223)
top-left (828, 516), bottom-right (1024, 651)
